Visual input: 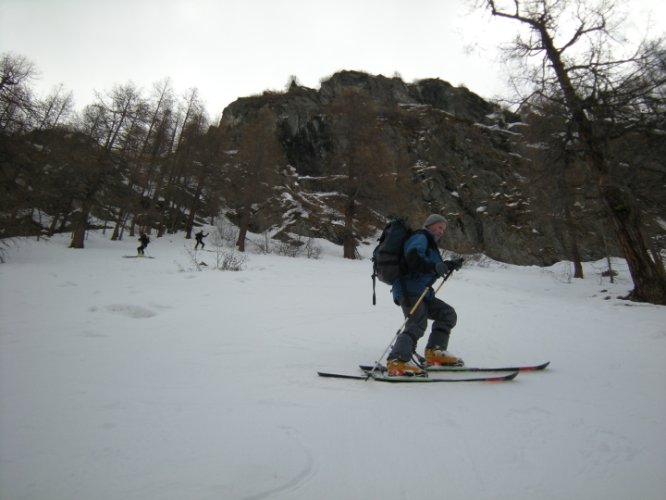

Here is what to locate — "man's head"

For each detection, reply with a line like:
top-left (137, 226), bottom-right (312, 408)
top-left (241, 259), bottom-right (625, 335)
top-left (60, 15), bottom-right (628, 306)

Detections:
top-left (423, 214), bottom-right (448, 241)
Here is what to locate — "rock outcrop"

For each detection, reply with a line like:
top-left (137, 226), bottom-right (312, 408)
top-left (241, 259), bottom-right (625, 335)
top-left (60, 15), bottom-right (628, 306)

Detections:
top-left (218, 70), bottom-right (664, 265)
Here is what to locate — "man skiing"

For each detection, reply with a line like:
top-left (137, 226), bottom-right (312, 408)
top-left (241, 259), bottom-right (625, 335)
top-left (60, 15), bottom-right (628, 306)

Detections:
top-left (387, 214), bottom-right (464, 377)
top-left (137, 233), bottom-right (150, 256)
top-left (194, 230), bottom-right (209, 250)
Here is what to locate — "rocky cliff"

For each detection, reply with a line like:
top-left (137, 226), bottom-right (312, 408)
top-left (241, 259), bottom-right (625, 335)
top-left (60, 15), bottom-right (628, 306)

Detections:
top-left (217, 70), bottom-right (665, 265)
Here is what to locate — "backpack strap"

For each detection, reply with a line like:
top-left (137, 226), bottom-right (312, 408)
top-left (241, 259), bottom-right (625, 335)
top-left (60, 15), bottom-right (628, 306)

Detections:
top-left (398, 231), bottom-right (424, 308)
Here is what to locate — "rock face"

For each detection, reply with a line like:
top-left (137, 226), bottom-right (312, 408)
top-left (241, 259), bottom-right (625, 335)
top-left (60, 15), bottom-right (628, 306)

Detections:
top-left (219, 71), bottom-right (664, 265)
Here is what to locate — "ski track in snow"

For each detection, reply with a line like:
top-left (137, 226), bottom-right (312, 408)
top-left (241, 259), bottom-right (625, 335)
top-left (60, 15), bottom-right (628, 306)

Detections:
top-left (104, 304), bottom-right (158, 318)
top-left (241, 426), bottom-right (316, 500)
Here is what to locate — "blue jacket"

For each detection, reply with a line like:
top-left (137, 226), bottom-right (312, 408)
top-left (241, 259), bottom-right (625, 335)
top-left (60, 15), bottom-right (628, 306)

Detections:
top-left (391, 229), bottom-right (443, 303)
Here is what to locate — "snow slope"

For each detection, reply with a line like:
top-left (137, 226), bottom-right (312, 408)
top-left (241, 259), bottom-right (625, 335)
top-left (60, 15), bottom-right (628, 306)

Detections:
top-left (1, 231), bottom-right (665, 500)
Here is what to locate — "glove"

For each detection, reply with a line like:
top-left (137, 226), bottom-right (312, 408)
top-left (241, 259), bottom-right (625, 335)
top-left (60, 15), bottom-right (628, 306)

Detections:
top-left (435, 261), bottom-right (451, 276)
top-left (449, 257), bottom-right (464, 271)
top-left (435, 258), bottom-right (464, 276)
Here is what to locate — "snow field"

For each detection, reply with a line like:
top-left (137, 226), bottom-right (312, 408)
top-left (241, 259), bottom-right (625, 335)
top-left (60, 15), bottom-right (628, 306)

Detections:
top-left (1, 231), bottom-right (665, 500)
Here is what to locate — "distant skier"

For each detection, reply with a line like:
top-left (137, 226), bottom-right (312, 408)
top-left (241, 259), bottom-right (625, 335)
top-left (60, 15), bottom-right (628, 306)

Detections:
top-left (137, 233), bottom-right (150, 256)
top-left (194, 230), bottom-right (209, 250)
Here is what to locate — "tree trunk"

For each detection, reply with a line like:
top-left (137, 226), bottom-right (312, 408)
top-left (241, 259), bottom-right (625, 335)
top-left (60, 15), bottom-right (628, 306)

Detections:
top-left (111, 209), bottom-right (126, 240)
top-left (48, 213), bottom-right (60, 237)
top-left (342, 198), bottom-right (356, 259)
top-left (185, 178), bottom-right (204, 239)
top-left (563, 203), bottom-right (583, 278)
top-left (571, 242), bottom-right (584, 279)
top-left (600, 183), bottom-right (666, 303)
top-left (69, 205), bottom-right (90, 248)
top-left (236, 209), bottom-right (250, 252)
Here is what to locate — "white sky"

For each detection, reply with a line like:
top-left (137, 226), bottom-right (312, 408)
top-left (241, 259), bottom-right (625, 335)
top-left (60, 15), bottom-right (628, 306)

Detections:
top-left (1, 0), bottom-right (663, 118)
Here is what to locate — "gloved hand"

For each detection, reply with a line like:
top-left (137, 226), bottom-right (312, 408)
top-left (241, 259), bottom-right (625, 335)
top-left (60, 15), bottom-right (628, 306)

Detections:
top-left (449, 257), bottom-right (464, 271)
top-left (435, 258), bottom-right (464, 276)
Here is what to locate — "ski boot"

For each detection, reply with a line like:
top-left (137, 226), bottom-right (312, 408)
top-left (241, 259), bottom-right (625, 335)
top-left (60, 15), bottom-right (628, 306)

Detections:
top-left (386, 358), bottom-right (426, 377)
top-left (424, 347), bottom-right (464, 367)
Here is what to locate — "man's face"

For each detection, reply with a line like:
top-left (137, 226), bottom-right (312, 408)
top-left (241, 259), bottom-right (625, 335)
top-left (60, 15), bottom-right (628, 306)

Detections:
top-left (426, 221), bottom-right (447, 241)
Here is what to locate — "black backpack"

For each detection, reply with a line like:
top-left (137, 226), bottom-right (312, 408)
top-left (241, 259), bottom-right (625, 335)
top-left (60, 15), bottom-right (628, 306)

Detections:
top-left (371, 219), bottom-right (412, 304)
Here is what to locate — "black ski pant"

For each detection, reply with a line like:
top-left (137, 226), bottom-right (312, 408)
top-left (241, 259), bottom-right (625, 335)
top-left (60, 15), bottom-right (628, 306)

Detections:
top-left (388, 296), bottom-right (457, 362)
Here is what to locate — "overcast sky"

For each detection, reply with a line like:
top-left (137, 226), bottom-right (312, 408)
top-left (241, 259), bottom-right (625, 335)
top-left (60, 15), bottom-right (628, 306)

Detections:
top-left (1, 0), bottom-right (663, 118)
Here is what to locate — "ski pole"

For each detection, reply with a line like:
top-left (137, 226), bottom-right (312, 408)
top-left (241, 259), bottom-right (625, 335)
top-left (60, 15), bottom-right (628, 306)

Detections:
top-left (367, 268), bottom-right (454, 379)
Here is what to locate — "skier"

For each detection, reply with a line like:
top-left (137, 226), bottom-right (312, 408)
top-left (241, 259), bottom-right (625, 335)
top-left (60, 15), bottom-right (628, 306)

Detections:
top-left (137, 233), bottom-right (150, 256)
top-left (386, 214), bottom-right (464, 377)
top-left (194, 230), bottom-right (209, 250)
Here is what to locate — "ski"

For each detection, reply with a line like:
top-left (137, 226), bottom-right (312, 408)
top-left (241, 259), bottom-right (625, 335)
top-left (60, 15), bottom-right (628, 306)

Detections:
top-left (360, 360), bottom-right (550, 374)
top-left (317, 370), bottom-right (518, 383)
